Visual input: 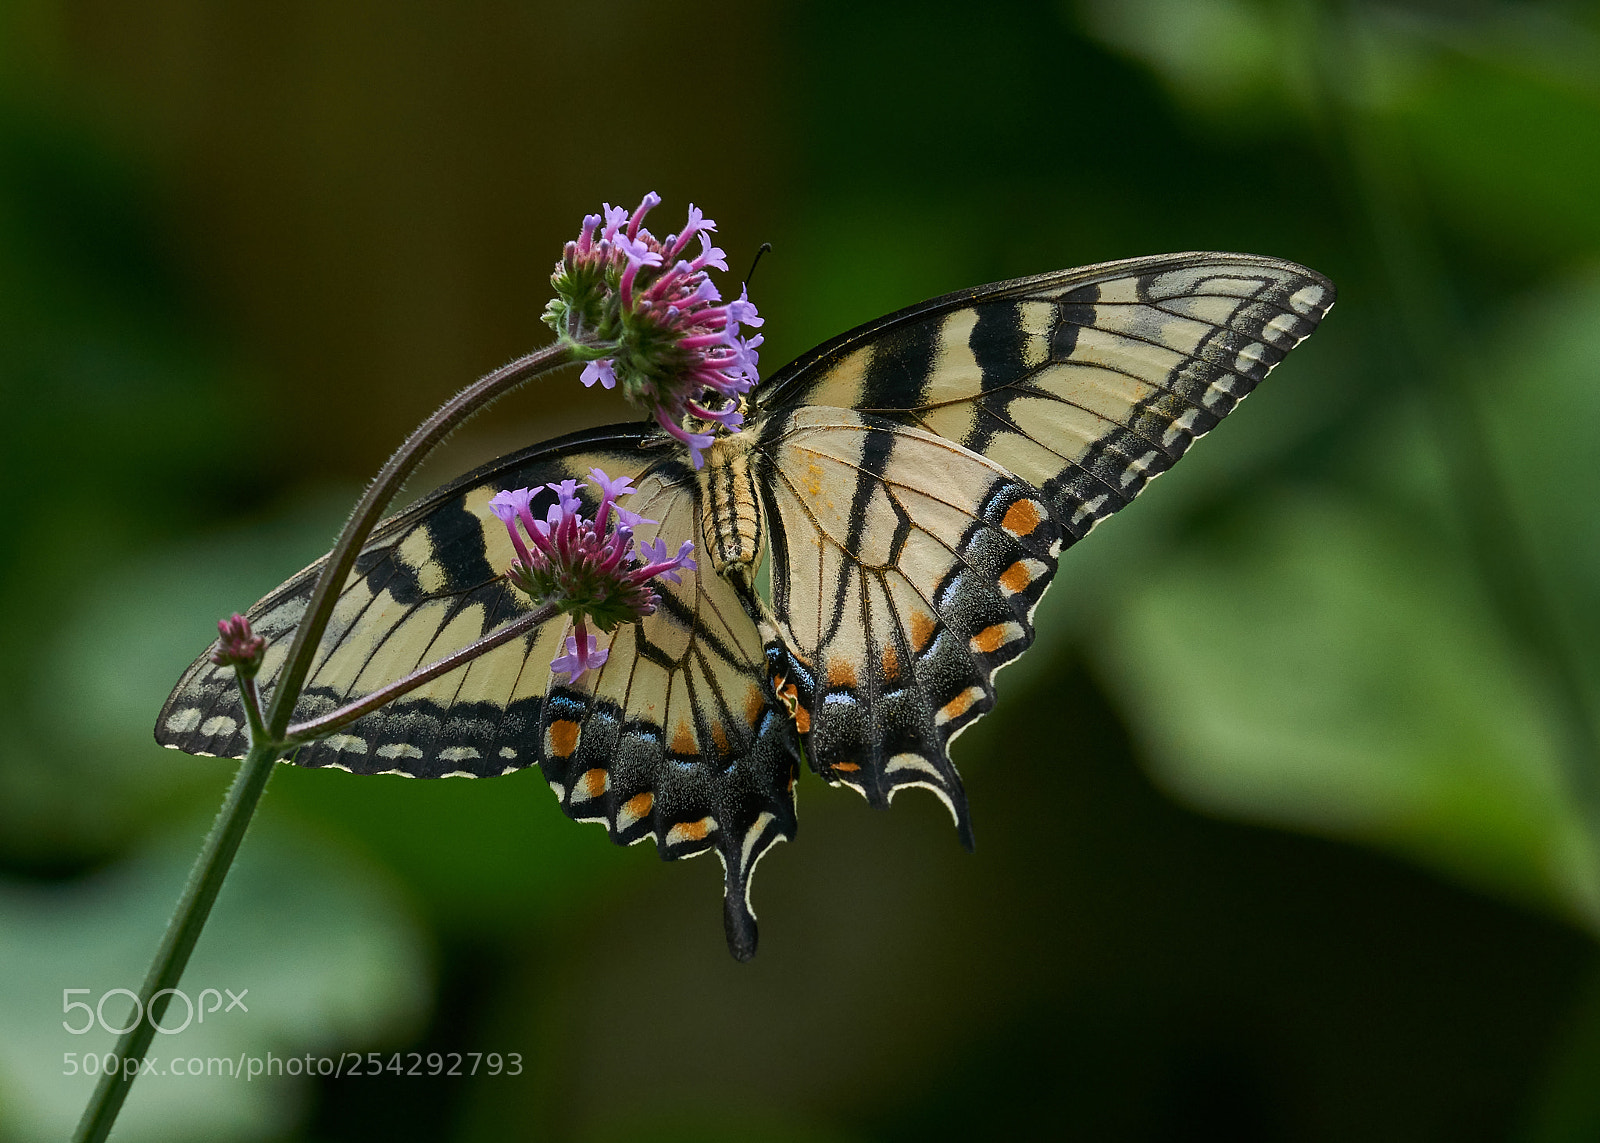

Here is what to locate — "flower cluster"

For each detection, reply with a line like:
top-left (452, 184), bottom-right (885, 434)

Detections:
top-left (543, 193), bottom-right (763, 468)
top-left (209, 613), bottom-right (267, 677)
top-left (489, 468), bottom-right (696, 681)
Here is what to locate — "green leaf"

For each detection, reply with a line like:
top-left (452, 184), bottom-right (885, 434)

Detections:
top-left (0, 822), bottom-right (428, 1142)
top-left (1102, 490), bottom-right (1600, 928)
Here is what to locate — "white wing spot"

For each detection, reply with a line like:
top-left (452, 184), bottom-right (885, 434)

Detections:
top-left (200, 715), bottom-right (238, 737)
top-left (886, 753), bottom-right (941, 778)
top-left (165, 708), bottom-right (203, 734)
top-left (1071, 494), bottom-right (1108, 526)
top-left (1163, 407), bottom-right (1202, 446)
top-left (1289, 284), bottom-right (1326, 316)
top-left (1264, 312), bottom-right (1303, 344)
top-left (740, 811), bottom-right (778, 870)
top-left (1119, 449), bottom-right (1161, 489)
top-left (498, 747), bottom-right (518, 760)
top-left (1233, 342), bottom-right (1268, 372)
top-left (1202, 375), bottom-right (1238, 408)
top-left (439, 746), bottom-right (481, 762)
top-left (324, 734), bottom-right (368, 754)
top-left (377, 743), bottom-right (424, 760)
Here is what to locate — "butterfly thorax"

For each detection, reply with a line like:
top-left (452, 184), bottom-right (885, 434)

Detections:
top-left (699, 432), bottom-right (764, 576)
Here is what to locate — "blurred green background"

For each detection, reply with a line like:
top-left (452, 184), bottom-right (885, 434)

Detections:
top-left (4, 1), bottom-right (1600, 1139)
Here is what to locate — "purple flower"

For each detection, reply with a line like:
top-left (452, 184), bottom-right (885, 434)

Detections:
top-left (491, 467), bottom-right (697, 682)
top-left (209, 613), bottom-right (267, 677)
top-left (550, 631), bottom-right (608, 680)
top-left (580, 359), bottom-right (617, 390)
top-left (543, 193), bottom-right (765, 469)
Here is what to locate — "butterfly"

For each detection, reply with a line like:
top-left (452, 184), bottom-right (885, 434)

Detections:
top-left (157, 252), bottom-right (1334, 960)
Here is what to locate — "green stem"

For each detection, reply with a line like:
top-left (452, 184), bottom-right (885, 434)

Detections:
top-left (76, 338), bottom-right (586, 1139)
top-left (264, 341), bottom-right (580, 740)
top-left (72, 737), bottom-right (282, 1143)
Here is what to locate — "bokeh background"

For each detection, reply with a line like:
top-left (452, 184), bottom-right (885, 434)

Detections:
top-left (4, 1), bottom-right (1600, 1139)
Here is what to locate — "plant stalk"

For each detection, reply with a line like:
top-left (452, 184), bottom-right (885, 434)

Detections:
top-left (72, 738), bottom-right (281, 1143)
top-left (285, 603), bottom-right (558, 743)
top-left (76, 339), bottom-right (583, 1139)
top-left (264, 341), bottom-right (579, 740)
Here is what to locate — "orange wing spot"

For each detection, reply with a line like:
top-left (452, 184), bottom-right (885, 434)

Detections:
top-left (580, 767), bottom-right (609, 798)
top-left (548, 719), bottom-right (580, 758)
top-left (1002, 498), bottom-right (1042, 537)
top-left (711, 723), bottom-right (730, 753)
top-left (794, 705), bottom-right (811, 734)
top-left (744, 685), bottom-right (765, 726)
top-left (971, 623), bottom-right (1011, 654)
top-left (941, 689), bottom-right (979, 722)
top-left (881, 642), bottom-right (901, 680)
top-left (1000, 559), bottom-right (1034, 594)
top-left (909, 611), bottom-right (938, 654)
top-left (666, 817), bottom-right (714, 846)
top-left (827, 657), bottom-right (858, 688)
top-left (832, 762), bottom-right (861, 773)
top-left (671, 721), bottom-right (696, 756)
top-left (621, 791), bottom-right (654, 823)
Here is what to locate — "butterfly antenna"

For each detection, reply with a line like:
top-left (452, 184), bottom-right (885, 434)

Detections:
top-left (743, 242), bottom-right (773, 290)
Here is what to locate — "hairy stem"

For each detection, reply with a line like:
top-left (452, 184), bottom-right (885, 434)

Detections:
top-left (78, 340), bottom-right (585, 1139)
top-left (285, 603), bottom-right (558, 743)
top-left (264, 342), bottom-right (579, 740)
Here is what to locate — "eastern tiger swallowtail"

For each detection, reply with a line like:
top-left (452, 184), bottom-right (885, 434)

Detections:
top-left (157, 252), bottom-right (1334, 960)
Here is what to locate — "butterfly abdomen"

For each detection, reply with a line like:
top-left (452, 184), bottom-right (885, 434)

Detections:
top-left (700, 434), bottom-right (764, 575)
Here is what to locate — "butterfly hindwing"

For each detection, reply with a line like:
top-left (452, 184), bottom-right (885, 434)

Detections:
top-left (534, 469), bottom-right (798, 957)
top-left (754, 407), bottom-right (1062, 842)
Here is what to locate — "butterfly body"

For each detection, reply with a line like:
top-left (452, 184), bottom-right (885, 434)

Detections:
top-left (158, 253), bottom-right (1334, 959)
top-left (699, 432), bottom-right (766, 577)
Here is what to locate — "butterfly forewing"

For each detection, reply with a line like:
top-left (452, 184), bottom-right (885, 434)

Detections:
top-left (158, 428), bottom-right (651, 770)
top-left (758, 253), bottom-right (1335, 544)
